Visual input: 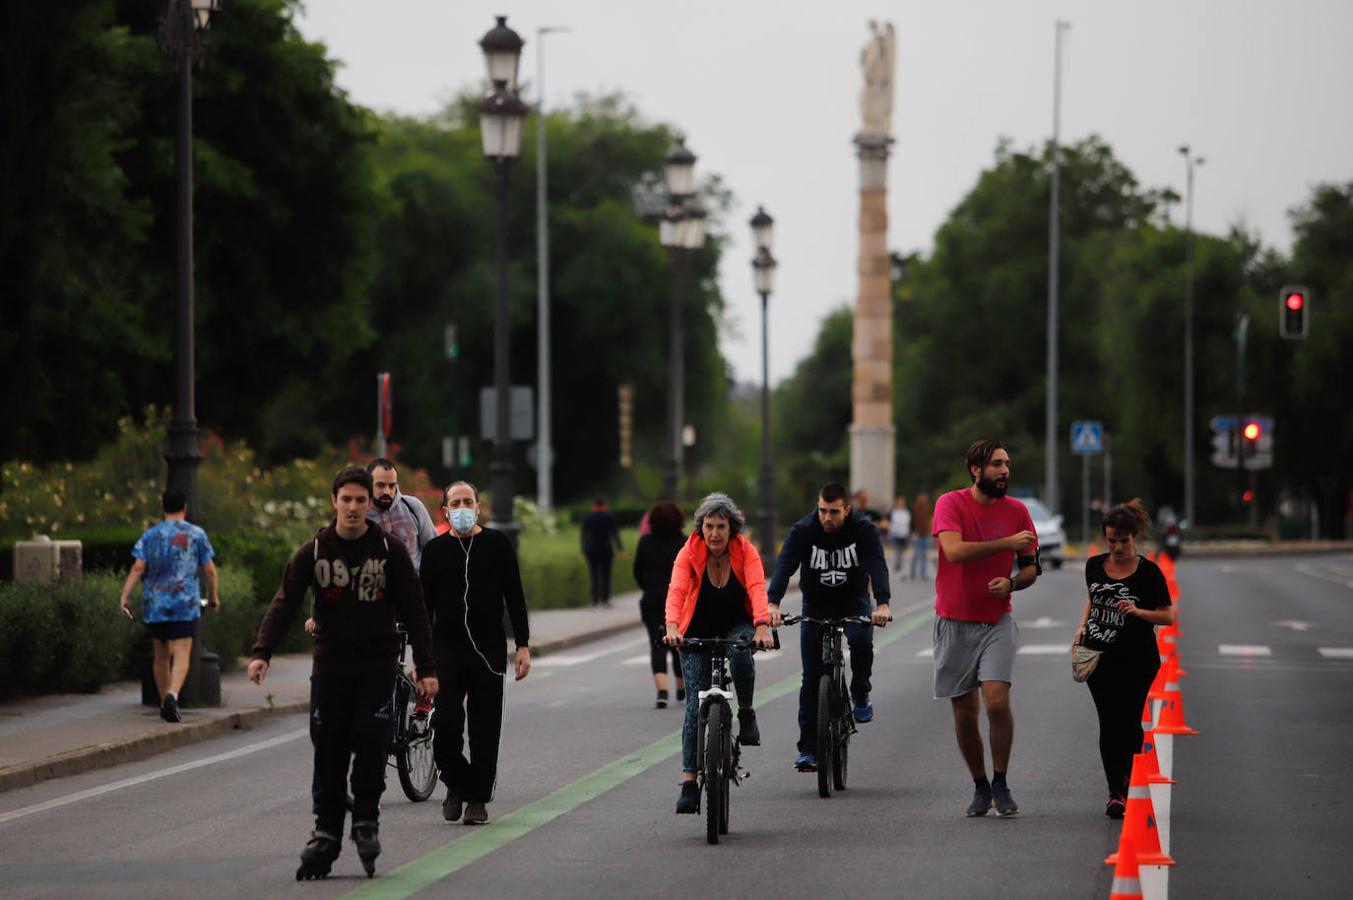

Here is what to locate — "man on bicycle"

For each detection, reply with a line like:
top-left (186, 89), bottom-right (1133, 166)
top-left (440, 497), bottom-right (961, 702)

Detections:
top-left (767, 482), bottom-right (892, 771)
top-left (248, 466), bottom-right (438, 879)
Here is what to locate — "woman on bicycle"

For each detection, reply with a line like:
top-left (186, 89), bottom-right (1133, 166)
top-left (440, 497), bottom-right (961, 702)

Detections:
top-left (1074, 498), bottom-right (1174, 818)
top-left (664, 492), bottom-right (774, 814)
top-left (633, 501), bottom-right (686, 708)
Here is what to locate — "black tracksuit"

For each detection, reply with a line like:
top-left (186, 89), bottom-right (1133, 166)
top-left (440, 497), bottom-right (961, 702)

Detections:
top-left (768, 511), bottom-right (890, 751)
top-left (252, 523), bottom-right (435, 833)
top-left (420, 528), bottom-right (530, 803)
top-left (1083, 554), bottom-right (1172, 794)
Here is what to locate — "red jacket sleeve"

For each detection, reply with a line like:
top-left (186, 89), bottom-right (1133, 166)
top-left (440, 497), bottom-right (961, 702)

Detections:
top-left (737, 536), bottom-right (770, 626)
top-left (664, 543), bottom-right (695, 631)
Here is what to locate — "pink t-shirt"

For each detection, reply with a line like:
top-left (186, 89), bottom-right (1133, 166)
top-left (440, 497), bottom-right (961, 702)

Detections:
top-left (932, 488), bottom-right (1038, 623)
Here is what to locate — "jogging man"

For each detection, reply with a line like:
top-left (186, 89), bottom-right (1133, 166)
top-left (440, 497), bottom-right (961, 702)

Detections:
top-left (767, 482), bottom-right (892, 771)
top-left (249, 466), bottom-right (438, 880)
top-left (932, 440), bottom-right (1039, 817)
top-left (420, 480), bottom-right (531, 827)
top-left (119, 489), bottom-right (218, 723)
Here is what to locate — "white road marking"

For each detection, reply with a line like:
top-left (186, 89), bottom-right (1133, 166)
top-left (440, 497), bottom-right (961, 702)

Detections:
top-left (0, 727), bottom-right (309, 826)
top-left (1021, 616), bottom-right (1067, 629)
top-left (1218, 644), bottom-right (1272, 657)
top-left (534, 649), bottom-right (613, 667)
top-left (916, 647), bottom-right (934, 657)
top-left (1318, 648), bottom-right (1353, 659)
top-left (1273, 620), bottom-right (1313, 632)
top-left (620, 654), bottom-right (652, 666)
top-left (1017, 644), bottom-right (1069, 655)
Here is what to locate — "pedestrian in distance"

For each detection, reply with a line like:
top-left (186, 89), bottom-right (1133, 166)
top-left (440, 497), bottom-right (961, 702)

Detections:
top-left (664, 492), bottom-right (775, 814)
top-left (632, 500), bottom-right (687, 709)
top-left (420, 480), bottom-right (531, 827)
top-left (767, 482), bottom-right (893, 772)
top-left (248, 467), bottom-right (438, 880)
top-left (910, 492), bottom-right (934, 580)
top-left (1074, 499), bottom-right (1174, 818)
top-left (580, 496), bottom-right (623, 608)
top-left (119, 489), bottom-right (219, 724)
top-left (932, 440), bottom-right (1040, 817)
top-left (888, 494), bottom-right (912, 572)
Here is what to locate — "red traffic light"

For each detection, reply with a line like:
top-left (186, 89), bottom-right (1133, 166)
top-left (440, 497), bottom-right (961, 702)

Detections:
top-left (1285, 292), bottom-right (1304, 311)
top-left (1242, 489), bottom-right (1255, 503)
top-left (1243, 422), bottom-right (1261, 441)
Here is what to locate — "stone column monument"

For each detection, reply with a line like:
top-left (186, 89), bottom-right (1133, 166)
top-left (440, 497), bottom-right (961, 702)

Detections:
top-left (850, 20), bottom-right (896, 510)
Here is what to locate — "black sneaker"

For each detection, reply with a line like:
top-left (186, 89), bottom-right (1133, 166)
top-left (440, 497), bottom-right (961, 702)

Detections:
top-left (737, 708), bottom-right (760, 746)
top-left (441, 790), bottom-right (463, 822)
top-left (160, 694), bottom-right (182, 723)
top-left (966, 783), bottom-right (993, 817)
top-left (463, 801), bottom-right (489, 825)
top-left (1105, 793), bottom-right (1126, 819)
top-left (675, 781), bottom-right (700, 814)
top-left (655, 690), bottom-right (668, 710)
top-left (992, 782), bottom-right (1019, 817)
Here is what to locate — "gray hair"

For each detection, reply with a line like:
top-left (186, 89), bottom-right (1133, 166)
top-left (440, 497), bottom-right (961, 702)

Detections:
top-left (693, 491), bottom-right (745, 537)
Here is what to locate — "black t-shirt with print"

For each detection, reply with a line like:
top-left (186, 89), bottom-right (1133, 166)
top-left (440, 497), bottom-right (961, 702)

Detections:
top-left (1083, 554), bottom-right (1171, 660)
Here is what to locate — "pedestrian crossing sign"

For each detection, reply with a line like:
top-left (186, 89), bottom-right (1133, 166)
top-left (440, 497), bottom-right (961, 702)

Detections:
top-left (1070, 420), bottom-right (1103, 455)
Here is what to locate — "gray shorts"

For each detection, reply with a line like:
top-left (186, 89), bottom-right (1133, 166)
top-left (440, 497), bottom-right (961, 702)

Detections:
top-left (932, 613), bottom-right (1019, 699)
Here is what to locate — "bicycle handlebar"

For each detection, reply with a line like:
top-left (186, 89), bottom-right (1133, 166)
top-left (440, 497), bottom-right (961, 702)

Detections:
top-left (780, 614), bottom-right (879, 627)
top-left (672, 630), bottom-right (781, 652)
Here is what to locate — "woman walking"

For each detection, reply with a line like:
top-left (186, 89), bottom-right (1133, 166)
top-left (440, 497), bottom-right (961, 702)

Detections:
top-left (633, 501), bottom-right (686, 708)
top-left (664, 492), bottom-right (774, 814)
top-left (909, 492), bottom-right (933, 580)
top-left (1074, 499), bottom-right (1175, 817)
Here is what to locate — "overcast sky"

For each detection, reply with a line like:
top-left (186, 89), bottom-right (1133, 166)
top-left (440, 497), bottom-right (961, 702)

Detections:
top-left (294, 0), bottom-right (1353, 385)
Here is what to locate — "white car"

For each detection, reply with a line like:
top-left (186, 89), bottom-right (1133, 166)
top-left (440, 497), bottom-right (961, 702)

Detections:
top-left (1020, 498), bottom-right (1066, 570)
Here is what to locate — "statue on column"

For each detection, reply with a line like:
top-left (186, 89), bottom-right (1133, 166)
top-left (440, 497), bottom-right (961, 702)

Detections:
top-left (859, 20), bottom-right (896, 137)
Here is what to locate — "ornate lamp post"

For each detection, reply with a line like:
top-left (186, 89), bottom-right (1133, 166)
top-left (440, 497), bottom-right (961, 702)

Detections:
top-left (1179, 144), bottom-right (1205, 528)
top-left (157, 0), bottom-right (220, 524)
top-left (658, 138), bottom-right (704, 501)
top-left (750, 207), bottom-right (777, 565)
top-left (478, 17), bottom-right (528, 542)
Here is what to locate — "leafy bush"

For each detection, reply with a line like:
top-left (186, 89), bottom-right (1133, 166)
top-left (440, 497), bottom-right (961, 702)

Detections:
top-left (516, 527), bottom-right (638, 611)
top-left (0, 565), bottom-right (254, 698)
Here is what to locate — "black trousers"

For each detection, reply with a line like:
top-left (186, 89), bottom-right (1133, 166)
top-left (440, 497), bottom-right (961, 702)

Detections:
top-left (640, 602), bottom-right (681, 677)
top-left (433, 657), bottom-right (506, 803)
top-left (309, 668), bottom-right (396, 833)
top-left (797, 598), bottom-right (873, 753)
top-left (586, 551), bottom-right (613, 604)
top-left (1086, 650), bottom-right (1159, 794)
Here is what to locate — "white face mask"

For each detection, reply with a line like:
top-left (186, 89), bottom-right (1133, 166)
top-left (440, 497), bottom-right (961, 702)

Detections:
top-left (449, 507), bottom-right (477, 533)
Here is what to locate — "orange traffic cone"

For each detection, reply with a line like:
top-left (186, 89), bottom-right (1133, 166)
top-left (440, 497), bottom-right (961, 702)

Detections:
top-left (1107, 835), bottom-right (1143, 899)
top-left (1154, 673), bottom-right (1198, 736)
top-left (1140, 728), bottom-right (1175, 785)
top-left (1105, 754), bottom-right (1175, 867)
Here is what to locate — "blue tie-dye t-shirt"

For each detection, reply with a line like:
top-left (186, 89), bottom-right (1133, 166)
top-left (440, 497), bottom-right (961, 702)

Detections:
top-left (132, 520), bottom-right (215, 623)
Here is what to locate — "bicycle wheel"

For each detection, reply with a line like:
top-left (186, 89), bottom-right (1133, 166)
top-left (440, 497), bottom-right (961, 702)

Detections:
top-left (833, 674), bottom-right (849, 791)
top-left (817, 672), bottom-right (834, 798)
top-left (704, 704), bottom-right (727, 844)
top-left (719, 715), bottom-right (733, 835)
top-left (396, 680), bottom-right (439, 802)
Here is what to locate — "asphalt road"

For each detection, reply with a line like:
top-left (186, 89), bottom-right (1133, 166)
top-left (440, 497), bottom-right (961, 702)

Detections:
top-left (2, 555), bottom-right (1350, 899)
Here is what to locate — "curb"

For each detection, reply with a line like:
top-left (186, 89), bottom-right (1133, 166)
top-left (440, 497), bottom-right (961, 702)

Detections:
top-left (0, 619), bottom-right (643, 797)
top-left (0, 700), bottom-right (309, 796)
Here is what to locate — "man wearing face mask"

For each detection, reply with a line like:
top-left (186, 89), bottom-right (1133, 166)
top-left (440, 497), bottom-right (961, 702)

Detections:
top-left (419, 481), bottom-right (531, 827)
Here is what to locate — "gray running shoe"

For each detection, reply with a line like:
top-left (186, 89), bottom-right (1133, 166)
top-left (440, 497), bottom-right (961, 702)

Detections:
top-left (463, 801), bottom-right (489, 825)
top-left (992, 783), bottom-right (1019, 817)
top-left (966, 783), bottom-right (993, 817)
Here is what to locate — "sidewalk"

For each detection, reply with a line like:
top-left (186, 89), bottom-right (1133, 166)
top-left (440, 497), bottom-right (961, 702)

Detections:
top-left (0, 595), bottom-right (646, 795)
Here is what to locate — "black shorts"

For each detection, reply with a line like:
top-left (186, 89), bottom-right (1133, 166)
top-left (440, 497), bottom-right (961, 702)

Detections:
top-left (147, 619), bottom-right (198, 641)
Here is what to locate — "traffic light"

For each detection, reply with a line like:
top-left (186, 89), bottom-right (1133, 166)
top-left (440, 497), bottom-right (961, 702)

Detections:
top-left (1279, 285), bottom-right (1308, 339)
top-left (1242, 420), bottom-right (1261, 443)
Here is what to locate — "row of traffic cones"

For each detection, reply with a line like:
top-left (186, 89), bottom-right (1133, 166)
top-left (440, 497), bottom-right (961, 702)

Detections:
top-left (1107, 552), bottom-right (1197, 899)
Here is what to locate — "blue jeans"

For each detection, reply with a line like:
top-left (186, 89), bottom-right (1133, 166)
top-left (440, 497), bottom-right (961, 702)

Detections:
top-left (679, 622), bottom-right (755, 773)
top-left (910, 535), bottom-right (932, 579)
top-left (797, 598), bottom-right (873, 753)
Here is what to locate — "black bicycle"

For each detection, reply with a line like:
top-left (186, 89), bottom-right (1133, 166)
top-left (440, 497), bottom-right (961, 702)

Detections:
top-left (389, 626), bottom-right (438, 802)
top-left (677, 634), bottom-right (776, 844)
top-left (782, 615), bottom-right (877, 798)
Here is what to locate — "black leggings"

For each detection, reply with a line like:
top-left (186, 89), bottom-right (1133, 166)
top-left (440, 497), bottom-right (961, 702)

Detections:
top-left (1086, 652), bottom-right (1159, 794)
top-left (641, 604), bottom-right (681, 677)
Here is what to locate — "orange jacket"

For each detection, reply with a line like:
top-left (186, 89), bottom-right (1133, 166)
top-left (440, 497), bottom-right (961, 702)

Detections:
top-left (664, 531), bottom-right (770, 636)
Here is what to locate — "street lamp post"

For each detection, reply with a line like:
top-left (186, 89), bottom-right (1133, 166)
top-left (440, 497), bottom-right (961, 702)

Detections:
top-left (1179, 145), bottom-right (1205, 527)
top-left (157, 0), bottom-right (220, 524)
top-left (750, 207), bottom-right (777, 566)
top-left (478, 17), bottom-right (528, 543)
top-left (658, 138), bottom-right (703, 502)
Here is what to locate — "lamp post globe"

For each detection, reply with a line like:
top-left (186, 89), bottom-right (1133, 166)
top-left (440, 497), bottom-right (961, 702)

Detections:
top-left (663, 137), bottom-right (697, 199)
top-left (659, 139), bottom-right (701, 501)
top-left (479, 15), bottom-right (525, 91)
top-left (750, 205), bottom-right (774, 253)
